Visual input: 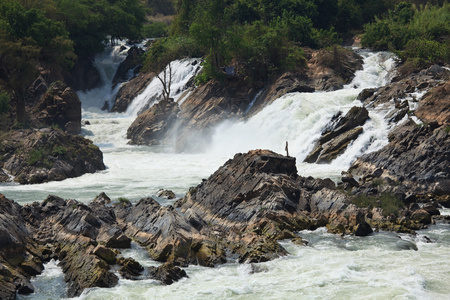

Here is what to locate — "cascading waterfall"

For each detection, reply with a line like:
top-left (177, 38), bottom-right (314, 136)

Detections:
top-left (10, 46), bottom-right (450, 300)
top-left (208, 50), bottom-right (396, 179)
top-left (126, 58), bottom-right (202, 116)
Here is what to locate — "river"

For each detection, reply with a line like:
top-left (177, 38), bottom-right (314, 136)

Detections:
top-left (7, 43), bottom-right (450, 299)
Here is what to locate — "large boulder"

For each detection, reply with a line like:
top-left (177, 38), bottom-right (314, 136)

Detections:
top-left (32, 81), bottom-right (82, 134)
top-left (127, 99), bottom-right (180, 145)
top-left (111, 72), bottom-right (155, 113)
top-left (0, 129), bottom-right (105, 184)
top-left (304, 106), bottom-right (369, 163)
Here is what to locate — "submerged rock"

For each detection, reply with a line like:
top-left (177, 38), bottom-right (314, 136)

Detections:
top-left (147, 262), bottom-right (188, 285)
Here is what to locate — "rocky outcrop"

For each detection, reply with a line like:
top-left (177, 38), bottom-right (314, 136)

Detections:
top-left (113, 46), bottom-right (145, 86)
top-left (304, 106), bottom-right (369, 163)
top-left (361, 64), bottom-right (449, 110)
top-left (32, 81), bottom-right (82, 134)
top-left (127, 99), bottom-right (180, 145)
top-left (306, 47), bottom-right (364, 91)
top-left (415, 80), bottom-right (450, 125)
top-left (348, 120), bottom-right (449, 194)
top-left (117, 197), bottom-right (225, 267)
top-left (176, 150), bottom-right (373, 260)
top-left (0, 129), bottom-right (105, 184)
top-left (0, 194), bottom-right (42, 299)
top-left (111, 72), bottom-right (155, 113)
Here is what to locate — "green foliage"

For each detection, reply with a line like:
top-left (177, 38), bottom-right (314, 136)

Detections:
top-left (52, 145), bottom-right (67, 156)
top-left (379, 192), bottom-right (404, 217)
top-left (351, 192), bottom-right (404, 217)
top-left (143, 36), bottom-right (202, 73)
top-left (0, 90), bottom-right (10, 115)
top-left (362, 3), bottom-right (450, 64)
top-left (27, 148), bottom-right (46, 166)
top-left (142, 22), bottom-right (169, 38)
top-left (0, 90), bottom-right (10, 130)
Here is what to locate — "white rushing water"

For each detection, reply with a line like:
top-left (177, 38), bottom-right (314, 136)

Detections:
top-left (5, 45), bottom-right (450, 299)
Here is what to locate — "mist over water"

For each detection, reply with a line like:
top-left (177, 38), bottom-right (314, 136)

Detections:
top-left (5, 45), bottom-right (450, 299)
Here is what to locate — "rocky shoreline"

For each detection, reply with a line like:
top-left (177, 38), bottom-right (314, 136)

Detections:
top-left (1, 144), bottom-right (449, 298)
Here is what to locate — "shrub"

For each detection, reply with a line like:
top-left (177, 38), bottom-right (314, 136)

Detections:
top-left (142, 22), bottom-right (169, 38)
top-left (379, 192), bottom-right (404, 217)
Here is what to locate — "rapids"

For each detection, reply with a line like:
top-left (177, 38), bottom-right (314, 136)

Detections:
top-left (5, 44), bottom-right (450, 299)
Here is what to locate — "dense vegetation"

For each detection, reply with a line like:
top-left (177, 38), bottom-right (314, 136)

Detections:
top-left (1, 0), bottom-right (448, 128)
top-left (144, 0), bottom-right (400, 83)
top-left (362, 2), bottom-right (450, 67)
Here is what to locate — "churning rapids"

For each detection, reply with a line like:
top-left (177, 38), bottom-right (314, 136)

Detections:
top-left (4, 43), bottom-right (449, 299)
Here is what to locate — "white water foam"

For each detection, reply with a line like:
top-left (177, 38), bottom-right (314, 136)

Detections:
top-left (208, 51), bottom-right (397, 179)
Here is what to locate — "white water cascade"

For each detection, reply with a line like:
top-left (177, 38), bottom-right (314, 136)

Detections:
top-left (7, 46), bottom-right (450, 300)
top-left (208, 50), bottom-right (396, 179)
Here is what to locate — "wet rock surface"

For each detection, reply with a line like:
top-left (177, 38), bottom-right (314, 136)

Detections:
top-left (348, 120), bottom-right (449, 195)
top-left (0, 129), bottom-right (105, 184)
top-left (111, 72), bottom-right (155, 113)
top-left (1, 145), bottom-right (446, 297)
top-left (127, 99), bottom-right (180, 145)
top-left (304, 106), bottom-right (369, 163)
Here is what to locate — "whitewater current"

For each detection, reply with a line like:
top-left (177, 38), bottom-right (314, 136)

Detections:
top-left (5, 45), bottom-right (449, 299)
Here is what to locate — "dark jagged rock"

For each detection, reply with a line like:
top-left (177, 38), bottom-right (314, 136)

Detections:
top-left (0, 129), bottom-right (105, 184)
top-left (32, 81), bottom-right (82, 134)
top-left (127, 99), bottom-right (180, 145)
top-left (147, 262), bottom-right (187, 285)
top-left (118, 197), bottom-right (225, 267)
top-left (362, 64), bottom-right (449, 109)
top-left (113, 46), bottom-right (145, 86)
top-left (117, 257), bottom-right (144, 280)
top-left (348, 120), bottom-right (450, 194)
top-left (305, 106), bottom-right (369, 163)
top-left (0, 194), bottom-right (44, 298)
top-left (111, 72), bottom-right (155, 113)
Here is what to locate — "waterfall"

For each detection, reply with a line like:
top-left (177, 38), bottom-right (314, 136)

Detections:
top-left (208, 51), bottom-right (397, 179)
top-left (126, 58), bottom-right (202, 117)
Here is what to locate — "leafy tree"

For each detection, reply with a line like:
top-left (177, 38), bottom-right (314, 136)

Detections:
top-left (0, 0), bottom-right (75, 124)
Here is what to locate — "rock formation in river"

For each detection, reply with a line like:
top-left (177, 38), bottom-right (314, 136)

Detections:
top-left (0, 128), bottom-right (105, 184)
top-left (1, 146), bottom-right (446, 297)
top-left (304, 106), bottom-right (370, 163)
